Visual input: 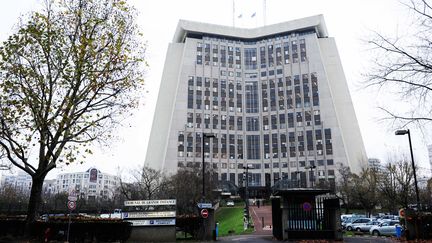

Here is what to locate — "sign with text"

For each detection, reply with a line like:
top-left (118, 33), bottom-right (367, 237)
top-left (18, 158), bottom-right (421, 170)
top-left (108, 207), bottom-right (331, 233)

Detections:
top-left (123, 211), bottom-right (176, 219)
top-left (197, 203), bottom-right (212, 209)
top-left (126, 218), bottom-right (176, 226)
top-left (124, 199), bottom-right (176, 206)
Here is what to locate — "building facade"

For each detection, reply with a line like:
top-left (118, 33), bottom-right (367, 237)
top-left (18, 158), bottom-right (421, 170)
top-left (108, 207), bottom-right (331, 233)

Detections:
top-left (1, 171), bottom-right (33, 195)
top-left (53, 168), bottom-right (120, 201)
top-left (368, 158), bottom-right (382, 171)
top-left (145, 15), bottom-right (367, 188)
top-left (1, 168), bottom-right (120, 201)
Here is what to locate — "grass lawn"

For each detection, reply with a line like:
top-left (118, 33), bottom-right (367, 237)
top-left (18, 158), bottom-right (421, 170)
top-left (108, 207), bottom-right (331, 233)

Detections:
top-left (215, 206), bottom-right (254, 236)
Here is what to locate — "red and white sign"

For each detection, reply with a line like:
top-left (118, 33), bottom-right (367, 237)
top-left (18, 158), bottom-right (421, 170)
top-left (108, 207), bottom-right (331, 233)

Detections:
top-left (67, 201), bottom-right (76, 211)
top-left (201, 209), bottom-right (209, 219)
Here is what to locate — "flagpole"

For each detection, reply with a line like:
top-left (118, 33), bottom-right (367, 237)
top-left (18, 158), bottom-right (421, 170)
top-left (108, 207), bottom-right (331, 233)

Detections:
top-left (263, 0), bottom-right (267, 26)
top-left (233, 0), bottom-right (235, 27)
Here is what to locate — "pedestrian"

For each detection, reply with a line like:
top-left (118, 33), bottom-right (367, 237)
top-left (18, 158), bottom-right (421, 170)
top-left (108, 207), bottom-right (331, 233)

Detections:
top-left (44, 227), bottom-right (52, 242)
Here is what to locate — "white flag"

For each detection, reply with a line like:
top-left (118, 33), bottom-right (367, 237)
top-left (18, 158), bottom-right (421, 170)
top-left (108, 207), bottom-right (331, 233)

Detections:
top-left (238, 14), bottom-right (243, 18)
top-left (251, 12), bottom-right (256, 18)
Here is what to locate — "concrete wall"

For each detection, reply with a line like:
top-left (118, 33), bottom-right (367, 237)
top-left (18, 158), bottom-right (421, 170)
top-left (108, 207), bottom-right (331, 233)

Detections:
top-left (127, 226), bottom-right (176, 242)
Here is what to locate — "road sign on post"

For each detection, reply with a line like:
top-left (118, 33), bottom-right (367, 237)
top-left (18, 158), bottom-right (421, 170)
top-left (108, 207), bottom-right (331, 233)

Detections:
top-left (67, 201), bottom-right (76, 211)
top-left (200, 209), bottom-right (209, 219)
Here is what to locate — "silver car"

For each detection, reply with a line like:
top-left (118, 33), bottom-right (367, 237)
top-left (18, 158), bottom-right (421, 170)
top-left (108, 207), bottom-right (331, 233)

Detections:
top-left (369, 220), bottom-right (401, 236)
top-left (345, 218), bottom-right (373, 231)
top-left (355, 221), bottom-right (380, 232)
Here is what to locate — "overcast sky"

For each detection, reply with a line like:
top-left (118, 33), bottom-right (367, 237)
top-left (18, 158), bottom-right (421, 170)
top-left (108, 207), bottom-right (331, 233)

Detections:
top-left (0, 0), bottom-right (431, 180)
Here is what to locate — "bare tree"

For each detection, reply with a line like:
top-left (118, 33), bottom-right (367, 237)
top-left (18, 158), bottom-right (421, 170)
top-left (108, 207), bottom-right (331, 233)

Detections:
top-left (366, 0), bottom-right (432, 128)
top-left (350, 168), bottom-right (380, 216)
top-left (0, 0), bottom-right (145, 227)
top-left (166, 168), bottom-right (218, 215)
top-left (379, 156), bottom-right (415, 211)
top-left (119, 166), bottom-right (169, 201)
top-left (335, 165), bottom-right (355, 213)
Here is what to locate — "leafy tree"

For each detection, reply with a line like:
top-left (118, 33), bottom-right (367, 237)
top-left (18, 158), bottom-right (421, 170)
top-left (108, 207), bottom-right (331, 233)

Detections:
top-left (0, 0), bottom-right (145, 226)
top-left (366, 0), bottom-right (432, 127)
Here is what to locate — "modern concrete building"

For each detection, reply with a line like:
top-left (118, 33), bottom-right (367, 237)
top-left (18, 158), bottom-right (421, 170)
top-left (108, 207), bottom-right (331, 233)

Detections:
top-left (1, 171), bottom-right (33, 195)
top-left (0, 168), bottom-right (120, 200)
top-left (145, 15), bottom-right (367, 188)
top-left (368, 158), bottom-right (382, 171)
top-left (53, 168), bottom-right (120, 201)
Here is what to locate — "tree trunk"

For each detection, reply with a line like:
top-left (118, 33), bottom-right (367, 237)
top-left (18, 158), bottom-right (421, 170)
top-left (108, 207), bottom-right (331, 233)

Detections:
top-left (25, 174), bottom-right (46, 236)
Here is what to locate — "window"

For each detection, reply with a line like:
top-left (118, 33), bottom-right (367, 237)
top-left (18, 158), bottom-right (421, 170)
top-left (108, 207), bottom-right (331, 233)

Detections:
top-left (245, 81), bottom-right (259, 113)
top-left (244, 48), bottom-right (257, 70)
top-left (246, 117), bottom-right (259, 131)
top-left (246, 135), bottom-right (260, 159)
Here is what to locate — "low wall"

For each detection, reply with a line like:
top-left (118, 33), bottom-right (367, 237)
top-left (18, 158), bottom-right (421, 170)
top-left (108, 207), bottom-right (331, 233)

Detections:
top-left (127, 226), bottom-right (176, 242)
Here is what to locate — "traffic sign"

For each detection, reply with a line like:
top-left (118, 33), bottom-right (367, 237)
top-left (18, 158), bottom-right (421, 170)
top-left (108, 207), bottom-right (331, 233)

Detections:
top-left (67, 201), bottom-right (76, 211)
top-left (302, 202), bottom-right (312, 212)
top-left (68, 195), bottom-right (77, 201)
top-left (201, 209), bottom-right (209, 219)
top-left (197, 203), bottom-right (212, 209)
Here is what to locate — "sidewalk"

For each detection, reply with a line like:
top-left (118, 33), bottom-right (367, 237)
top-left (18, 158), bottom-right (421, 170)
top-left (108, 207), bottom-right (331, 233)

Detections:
top-left (249, 205), bottom-right (273, 235)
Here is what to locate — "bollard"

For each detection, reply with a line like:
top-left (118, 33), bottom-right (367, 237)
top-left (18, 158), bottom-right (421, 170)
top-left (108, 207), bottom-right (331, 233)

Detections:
top-left (396, 225), bottom-right (402, 239)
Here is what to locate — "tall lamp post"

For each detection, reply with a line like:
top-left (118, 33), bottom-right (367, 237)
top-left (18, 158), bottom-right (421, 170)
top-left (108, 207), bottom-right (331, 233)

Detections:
top-left (202, 133), bottom-right (215, 201)
top-left (395, 129), bottom-right (421, 210)
top-left (243, 164), bottom-right (253, 227)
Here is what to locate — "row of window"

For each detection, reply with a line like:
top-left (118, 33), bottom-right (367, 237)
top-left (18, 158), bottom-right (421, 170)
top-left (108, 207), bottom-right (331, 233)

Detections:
top-left (187, 73), bottom-right (319, 112)
top-left (178, 159), bottom-right (334, 170)
top-left (178, 129), bottom-right (332, 160)
top-left (174, 168), bottom-right (334, 187)
top-left (186, 110), bottom-right (321, 131)
top-left (196, 38), bottom-right (308, 67)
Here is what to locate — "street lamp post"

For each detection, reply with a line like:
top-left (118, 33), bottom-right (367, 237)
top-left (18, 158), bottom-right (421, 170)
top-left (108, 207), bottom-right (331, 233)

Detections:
top-left (305, 165), bottom-right (316, 187)
top-left (395, 129), bottom-right (421, 211)
top-left (202, 133), bottom-right (215, 201)
top-left (295, 171), bottom-right (301, 188)
top-left (243, 164), bottom-right (253, 227)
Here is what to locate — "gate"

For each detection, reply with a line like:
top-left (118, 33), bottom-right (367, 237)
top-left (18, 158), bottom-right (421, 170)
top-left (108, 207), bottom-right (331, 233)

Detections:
top-left (272, 189), bottom-right (341, 240)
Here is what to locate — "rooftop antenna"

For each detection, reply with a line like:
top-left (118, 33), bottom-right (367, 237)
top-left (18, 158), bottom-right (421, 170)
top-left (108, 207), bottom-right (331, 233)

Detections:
top-left (263, 0), bottom-right (267, 26)
top-left (232, 0), bottom-right (235, 27)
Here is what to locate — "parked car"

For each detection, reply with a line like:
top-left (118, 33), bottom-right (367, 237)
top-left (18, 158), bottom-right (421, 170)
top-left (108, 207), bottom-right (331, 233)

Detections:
top-left (355, 220), bottom-right (381, 232)
top-left (342, 217), bottom-right (362, 229)
top-left (226, 200), bottom-right (235, 207)
top-left (369, 220), bottom-right (401, 236)
top-left (345, 218), bottom-right (373, 231)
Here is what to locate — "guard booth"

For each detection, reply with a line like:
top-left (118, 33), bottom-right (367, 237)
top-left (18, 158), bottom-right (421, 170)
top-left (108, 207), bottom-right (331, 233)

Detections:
top-left (272, 188), bottom-right (342, 241)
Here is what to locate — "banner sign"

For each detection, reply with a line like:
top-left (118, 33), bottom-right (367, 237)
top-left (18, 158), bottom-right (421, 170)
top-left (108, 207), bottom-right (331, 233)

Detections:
top-left (124, 199), bottom-right (176, 206)
top-left (123, 211), bottom-right (176, 219)
top-left (126, 218), bottom-right (176, 226)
